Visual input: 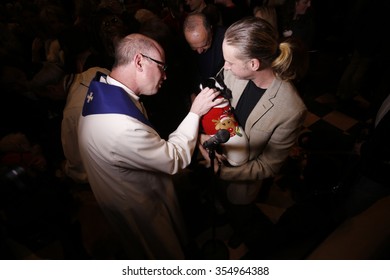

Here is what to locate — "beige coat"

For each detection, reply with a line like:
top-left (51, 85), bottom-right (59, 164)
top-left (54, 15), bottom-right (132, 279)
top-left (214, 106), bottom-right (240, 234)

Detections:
top-left (219, 70), bottom-right (307, 204)
top-left (61, 67), bottom-right (110, 183)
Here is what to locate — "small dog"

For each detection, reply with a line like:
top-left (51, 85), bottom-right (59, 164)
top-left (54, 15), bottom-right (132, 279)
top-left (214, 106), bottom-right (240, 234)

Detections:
top-left (199, 74), bottom-right (248, 166)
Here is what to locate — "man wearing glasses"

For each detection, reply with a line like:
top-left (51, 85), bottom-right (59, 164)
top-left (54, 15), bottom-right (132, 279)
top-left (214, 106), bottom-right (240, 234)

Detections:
top-left (78, 33), bottom-right (223, 259)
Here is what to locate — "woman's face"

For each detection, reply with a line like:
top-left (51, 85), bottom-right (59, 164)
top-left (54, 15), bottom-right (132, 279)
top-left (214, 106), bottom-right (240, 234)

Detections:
top-left (296, 0), bottom-right (311, 16)
top-left (100, 15), bottom-right (124, 39)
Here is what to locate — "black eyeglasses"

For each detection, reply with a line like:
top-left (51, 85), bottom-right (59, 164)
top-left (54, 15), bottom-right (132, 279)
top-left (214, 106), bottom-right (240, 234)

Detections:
top-left (140, 53), bottom-right (167, 72)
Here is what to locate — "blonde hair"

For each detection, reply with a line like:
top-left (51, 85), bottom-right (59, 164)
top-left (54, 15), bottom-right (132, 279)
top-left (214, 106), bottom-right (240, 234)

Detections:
top-left (225, 17), bottom-right (308, 81)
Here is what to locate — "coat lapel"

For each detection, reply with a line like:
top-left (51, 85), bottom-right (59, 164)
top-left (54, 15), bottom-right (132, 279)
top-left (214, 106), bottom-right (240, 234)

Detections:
top-left (245, 78), bottom-right (281, 132)
top-left (224, 70), bottom-right (284, 135)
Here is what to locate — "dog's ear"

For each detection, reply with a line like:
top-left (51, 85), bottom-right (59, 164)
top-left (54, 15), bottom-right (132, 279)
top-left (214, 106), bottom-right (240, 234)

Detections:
top-left (200, 74), bottom-right (232, 99)
top-left (214, 73), bottom-right (232, 99)
top-left (200, 77), bottom-right (217, 90)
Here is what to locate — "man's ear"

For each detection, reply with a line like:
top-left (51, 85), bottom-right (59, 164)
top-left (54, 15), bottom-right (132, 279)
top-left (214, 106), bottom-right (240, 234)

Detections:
top-left (250, 58), bottom-right (260, 71)
top-left (134, 53), bottom-right (144, 71)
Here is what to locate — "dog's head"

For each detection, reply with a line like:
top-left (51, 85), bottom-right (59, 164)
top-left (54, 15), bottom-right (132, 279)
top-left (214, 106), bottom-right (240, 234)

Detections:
top-left (199, 73), bottom-right (232, 99)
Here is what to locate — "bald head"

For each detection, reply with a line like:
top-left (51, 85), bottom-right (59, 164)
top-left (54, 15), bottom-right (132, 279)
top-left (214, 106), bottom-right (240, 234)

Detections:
top-left (183, 13), bottom-right (212, 54)
top-left (113, 33), bottom-right (164, 68)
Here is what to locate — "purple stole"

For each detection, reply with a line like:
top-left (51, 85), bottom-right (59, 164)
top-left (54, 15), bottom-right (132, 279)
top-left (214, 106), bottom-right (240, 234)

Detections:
top-left (82, 74), bottom-right (153, 127)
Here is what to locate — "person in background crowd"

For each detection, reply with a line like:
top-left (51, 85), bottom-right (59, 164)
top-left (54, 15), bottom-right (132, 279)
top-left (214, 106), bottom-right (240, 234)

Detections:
top-left (184, 0), bottom-right (222, 26)
top-left (340, 93), bottom-right (390, 219)
top-left (279, 0), bottom-right (315, 50)
top-left (183, 12), bottom-right (226, 94)
top-left (213, 0), bottom-right (247, 27)
top-left (253, 5), bottom-right (279, 33)
top-left (184, 0), bottom-right (208, 13)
